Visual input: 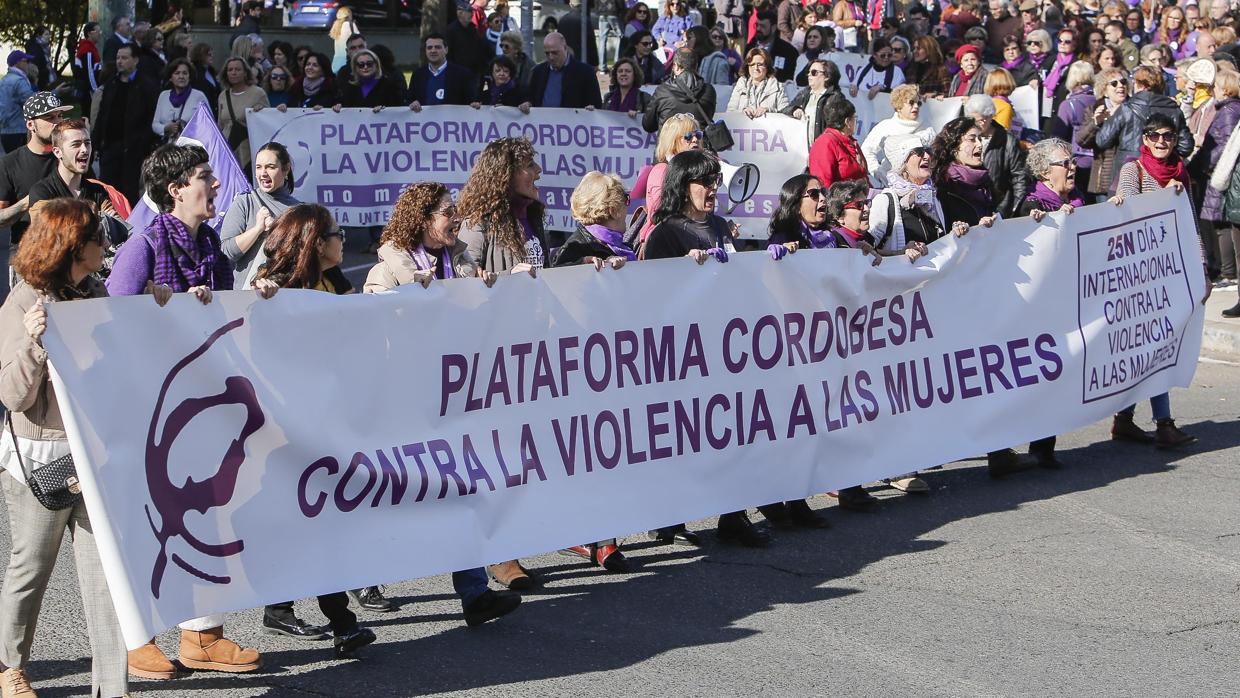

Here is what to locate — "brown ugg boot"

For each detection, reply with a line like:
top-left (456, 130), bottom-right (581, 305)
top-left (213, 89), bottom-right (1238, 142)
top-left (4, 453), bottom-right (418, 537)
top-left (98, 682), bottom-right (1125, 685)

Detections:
top-left (487, 559), bottom-right (534, 591)
top-left (178, 627), bottom-right (261, 673)
top-left (127, 639), bottom-right (177, 680)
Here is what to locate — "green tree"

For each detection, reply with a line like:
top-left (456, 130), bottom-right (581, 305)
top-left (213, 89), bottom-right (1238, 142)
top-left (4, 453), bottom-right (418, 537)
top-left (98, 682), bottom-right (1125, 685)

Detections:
top-left (0, 0), bottom-right (90, 82)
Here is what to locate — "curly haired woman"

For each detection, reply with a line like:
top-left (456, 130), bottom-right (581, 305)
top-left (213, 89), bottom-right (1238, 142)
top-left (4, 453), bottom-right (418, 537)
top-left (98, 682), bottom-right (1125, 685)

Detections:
top-left (458, 137), bottom-right (547, 278)
top-left (456, 137), bottom-right (546, 591)
top-left (365, 181), bottom-right (487, 292)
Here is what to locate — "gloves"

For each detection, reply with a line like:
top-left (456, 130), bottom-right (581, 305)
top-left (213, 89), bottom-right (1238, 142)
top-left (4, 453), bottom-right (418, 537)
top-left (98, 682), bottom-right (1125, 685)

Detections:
top-left (767, 243), bottom-right (789, 261)
top-left (705, 247), bottom-right (729, 263)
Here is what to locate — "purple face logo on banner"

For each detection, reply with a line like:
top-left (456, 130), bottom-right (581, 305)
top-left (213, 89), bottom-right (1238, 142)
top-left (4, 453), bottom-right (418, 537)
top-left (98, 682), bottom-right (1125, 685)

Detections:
top-left (145, 318), bottom-right (265, 598)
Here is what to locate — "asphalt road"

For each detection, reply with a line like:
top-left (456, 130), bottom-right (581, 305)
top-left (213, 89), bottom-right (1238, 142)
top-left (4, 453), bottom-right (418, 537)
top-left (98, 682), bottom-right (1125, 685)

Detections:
top-left (1, 240), bottom-right (1240, 697)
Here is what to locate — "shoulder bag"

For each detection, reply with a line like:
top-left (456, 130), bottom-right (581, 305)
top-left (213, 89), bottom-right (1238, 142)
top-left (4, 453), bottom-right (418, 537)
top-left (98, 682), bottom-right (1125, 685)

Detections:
top-left (6, 412), bottom-right (80, 511)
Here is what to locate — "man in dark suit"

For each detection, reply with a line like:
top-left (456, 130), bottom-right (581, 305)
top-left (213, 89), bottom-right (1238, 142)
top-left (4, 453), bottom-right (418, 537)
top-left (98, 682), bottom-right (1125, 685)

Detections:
top-left (522, 32), bottom-right (602, 110)
top-left (232, 1), bottom-right (264, 43)
top-left (557, 0), bottom-right (599, 68)
top-left (101, 15), bottom-right (133, 71)
top-left (409, 33), bottom-right (479, 110)
top-left (91, 44), bottom-right (158, 205)
top-left (446, 0), bottom-right (489, 78)
top-left (747, 11), bottom-right (799, 82)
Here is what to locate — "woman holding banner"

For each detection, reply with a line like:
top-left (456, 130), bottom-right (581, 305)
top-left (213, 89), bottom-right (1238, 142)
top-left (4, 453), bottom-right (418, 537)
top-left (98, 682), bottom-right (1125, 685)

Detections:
top-left (644, 149), bottom-right (774, 547)
top-left (364, 181), bottom-right (486, 291)
top-left (289, 52), bottom-right (336, 109)
top-left (634, 113), bottom-right (704, 242)
top-left (458, 138), bottom-right (547, 589)
top-left (1106, 113), bottom-right (1209, 449)
top-left (604, 58), bottom-right (652, 117)
top-left (332, 49), bottom-right (406, 111)
top-left (0, 198), bottom-right (134, 698)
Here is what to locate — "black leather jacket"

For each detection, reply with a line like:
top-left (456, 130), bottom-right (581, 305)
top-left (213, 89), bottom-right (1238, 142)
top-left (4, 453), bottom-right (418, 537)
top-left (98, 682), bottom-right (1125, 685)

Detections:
top-left (1095, 89), bottom-right (1194, 158)
top-left (982, 126), bottom-right (1028, 219)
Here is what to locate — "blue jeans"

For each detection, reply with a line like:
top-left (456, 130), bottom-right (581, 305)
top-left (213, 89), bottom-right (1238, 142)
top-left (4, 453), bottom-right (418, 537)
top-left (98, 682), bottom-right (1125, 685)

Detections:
top-left (1121, 392), bottom-right (1172, 422)
top-left (453, 567), bottom-right (489, 606)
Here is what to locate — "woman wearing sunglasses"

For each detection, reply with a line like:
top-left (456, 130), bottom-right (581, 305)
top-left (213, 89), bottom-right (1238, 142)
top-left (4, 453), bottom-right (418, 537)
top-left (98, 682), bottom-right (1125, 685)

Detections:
top-left (364, 181), bottom-right (486, 292)
top-left (1076, 67), bottom-right (1129, 200)
top-left (644, 150), bottom-right (773, 546)
top-left (624, 3), bottom-right (653, 39)
top-left (652, 0), bottom-right (694, 49)
top-left (622, 29), bottom-right (666, 85)
top-left (1106, 113), bottom-right (1210, 448)
top-left (331, 49), bottom-right (405, 112)
top-left (633, 113), bottom-right (704, 243)
top-left (783, 59), bottom-right (841, 150)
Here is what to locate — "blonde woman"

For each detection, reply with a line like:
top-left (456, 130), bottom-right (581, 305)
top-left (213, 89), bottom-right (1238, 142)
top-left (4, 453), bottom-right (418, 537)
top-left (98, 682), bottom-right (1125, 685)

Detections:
top-left (860, 84), bottom-right (935, 184)
top-left (633, 113), bottom-right (703, 242)
top-left (218, 56), bottom-right (269, 172)
top-left (329, 7), bottom-right (360, 72)
top-left (984, 67), bottom-right (1023, 136)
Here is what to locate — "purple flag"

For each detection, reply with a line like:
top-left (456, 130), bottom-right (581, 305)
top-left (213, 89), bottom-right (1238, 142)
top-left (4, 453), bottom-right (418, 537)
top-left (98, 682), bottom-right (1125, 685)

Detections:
top-left (126, 101), bottom-right (250, 232)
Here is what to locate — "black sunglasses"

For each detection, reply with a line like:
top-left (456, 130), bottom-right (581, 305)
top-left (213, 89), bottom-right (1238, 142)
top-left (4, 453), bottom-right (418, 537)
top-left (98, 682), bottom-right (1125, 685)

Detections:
top-left (1144, 130), bottom-right (1177, 143)
top-left (355, 60), bottom-right (376, 68)
top-left (803, 187), bottom-right (824, 200)
top-left (683, 130), bottom-right (704, 142)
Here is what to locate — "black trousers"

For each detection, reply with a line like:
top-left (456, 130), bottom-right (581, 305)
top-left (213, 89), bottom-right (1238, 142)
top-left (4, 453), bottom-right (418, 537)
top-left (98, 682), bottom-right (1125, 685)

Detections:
top-left (265, 594), bottom-right (356, 635)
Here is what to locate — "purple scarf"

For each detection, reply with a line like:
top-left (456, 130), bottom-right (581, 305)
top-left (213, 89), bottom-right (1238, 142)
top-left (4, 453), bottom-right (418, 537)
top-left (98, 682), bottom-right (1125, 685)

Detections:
top-left (488, 78), bottom-right (516, 105)
top-left (168, 85), bottom-right (191, 108)
top-left (800, 220), bottom-right (837, 249)
top-left (944, 163), bottom-right (994, 216)
top-left (411, 244), bottom-right (455, 279)
top-left (608, 86), bottom-right (639, 112)
top-left (510, 195), bottom-right (536, 242)
top-left (359, 74), bottom-right (379, 98)
top-left (1001, 55), bottom-right (1027, 71)
top-left (1044, 53), bottom-right (1075, 96)
top-left (1028, 51), bottom-right (1050, 71)
top-left (1027, 181), bottom-right (1085, 210)
top-left (148, 213), bottom-right (234, 292)
top-left (585, 224), bottom-right (637, 260)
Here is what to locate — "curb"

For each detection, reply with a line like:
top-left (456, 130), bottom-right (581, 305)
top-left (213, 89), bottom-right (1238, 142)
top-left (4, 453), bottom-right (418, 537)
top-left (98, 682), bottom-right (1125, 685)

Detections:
top-left (1203, 292), bottom-right (1240, 356)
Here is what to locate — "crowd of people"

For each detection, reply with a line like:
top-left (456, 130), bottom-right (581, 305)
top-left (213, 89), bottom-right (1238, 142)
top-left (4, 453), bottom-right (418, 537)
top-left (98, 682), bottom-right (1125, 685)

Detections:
top-left (0, 0), bottom-right (1232, 695)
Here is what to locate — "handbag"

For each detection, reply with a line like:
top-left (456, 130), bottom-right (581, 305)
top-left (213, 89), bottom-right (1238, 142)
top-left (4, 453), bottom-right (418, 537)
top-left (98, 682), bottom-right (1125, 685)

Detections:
top-left (6, 413), bottom-right (81, 511)
top-left (691, 101), bottom-right (735, 153)
top-left (223, 90), bottom-right (247, 151)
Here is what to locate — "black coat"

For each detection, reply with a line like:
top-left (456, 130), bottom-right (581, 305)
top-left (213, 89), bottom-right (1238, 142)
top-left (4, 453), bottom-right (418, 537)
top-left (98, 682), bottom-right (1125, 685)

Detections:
top-left (530, 58), bottom-right (602, 109)
top-left (642, 71), bottom-right (717, 133)
top-left (289, 76), bottom-right (337, 108)
top-left (550, 225), bottom-right (633, 267)
top-left (603, 86), bottom-right (652, 113)
top-left (1095, 89), bottom-right (1194, 158)
top-left (981, 126), bottom-right (1028, 218)
top-left (446, 20), bottom-right (490, 77)
top-left (746, 37), bottom-right (799, 82)
top-left (335, 75), bottom-right (406, 108)
top-left (781, 87), bottom-right (840, 144)
top-left (481, 78), bottom-right (526, 107)
top-left (558, 10), bottom-right (600, 67)
top-left (92, 73), bottom-right (159, 153)
top-left (190, 63), bottom-right (220, 114)
top-left (409, 62), bottom-right (478, 106)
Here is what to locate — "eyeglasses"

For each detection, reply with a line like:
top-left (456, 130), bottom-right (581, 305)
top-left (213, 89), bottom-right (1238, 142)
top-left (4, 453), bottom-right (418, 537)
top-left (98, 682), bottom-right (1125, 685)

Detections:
top-left (1049, 156), bottom-right (1078, 169)
top-left (1144, 130), bottom-right (1177, 143)
top-left (843, 199), bottom-right (870, 211)
top-left (683, 130), bottom-right (704, 142)
top-left (692, 174), bottom-right (723, 188)
top-left (803, 187), bottom-right (824, 200)
top-left (325, 229), bottom-right (347, 242)
top-left (355, 60), bottom-right (375, 68)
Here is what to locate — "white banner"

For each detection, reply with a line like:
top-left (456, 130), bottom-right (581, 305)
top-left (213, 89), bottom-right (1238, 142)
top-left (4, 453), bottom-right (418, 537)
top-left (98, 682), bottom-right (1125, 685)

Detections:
top-left (43, 191), bottom-right (1203, 648)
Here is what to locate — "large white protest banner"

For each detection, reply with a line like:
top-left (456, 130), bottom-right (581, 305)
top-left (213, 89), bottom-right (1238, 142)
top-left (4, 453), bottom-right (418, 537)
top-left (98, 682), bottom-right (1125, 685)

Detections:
top-left (43, 191), bottom-right (1204, 648)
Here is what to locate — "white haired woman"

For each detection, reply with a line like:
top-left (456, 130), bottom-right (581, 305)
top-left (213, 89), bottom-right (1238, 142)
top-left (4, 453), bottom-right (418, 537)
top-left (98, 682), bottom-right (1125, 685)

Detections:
top-left (964, 93), bottom-right (1028, 218)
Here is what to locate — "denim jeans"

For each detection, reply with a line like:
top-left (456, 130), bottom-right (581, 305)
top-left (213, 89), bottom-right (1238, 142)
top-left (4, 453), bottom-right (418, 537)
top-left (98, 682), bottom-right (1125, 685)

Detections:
top-left (1120, 392), bottom-right (1171, 422)
top-left (453, 567), bottom-right (489, 606)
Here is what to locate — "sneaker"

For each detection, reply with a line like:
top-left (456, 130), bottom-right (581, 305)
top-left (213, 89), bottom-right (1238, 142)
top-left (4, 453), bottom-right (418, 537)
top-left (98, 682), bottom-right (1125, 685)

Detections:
top-left (1214, 277), bottom-right (1237, 289)
top-left (348, 586), bottom-right (397, 613)
top-left (885, 475), bottom-right (930, 493)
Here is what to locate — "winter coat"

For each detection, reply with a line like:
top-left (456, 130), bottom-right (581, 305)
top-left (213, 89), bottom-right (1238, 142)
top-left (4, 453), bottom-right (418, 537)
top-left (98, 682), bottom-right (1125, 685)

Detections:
top-left (643, 71), bottom-right (718, 133)
top-left (1192, 97), bottom-right (1240, 179)
top-left (981, 126), bottom-right (1028, 218)
top-left (1095, 90), bottom-right (1194, 159)
top-left (1200, 118), bottom-right (1240, 221)
top-left (950, 68), bottom-right (989, 97)
top-left (1050, 87), bottom-right (1097, 169)
top-left (363, 240), bottom-right (478, 292)
top-left (699, 51), bottom-right (734, 85)
top-left (860, 116), bottom-right (935, 185)
top-left (1077, 115), bottom-right (1117, 195)
top-left (726, 76), bottom-right (788, 112)
top-left (809, 128), bottom-right (868, 187)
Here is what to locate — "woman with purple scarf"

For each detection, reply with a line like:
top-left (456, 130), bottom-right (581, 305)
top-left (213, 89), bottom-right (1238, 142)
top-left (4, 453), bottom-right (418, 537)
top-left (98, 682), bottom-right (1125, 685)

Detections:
top-left (1046, 28), bottom-right (1085, 107)
top-left (603, 57), bottom-right (651, 117)
top-left (152, 58), bottom-right (208, 142)
top-left (331, 49), bottom-right (405, 111)
top-left (105, 143), bottom-right (269, 678)
top-left (479, 55), bottom-right (527, 107)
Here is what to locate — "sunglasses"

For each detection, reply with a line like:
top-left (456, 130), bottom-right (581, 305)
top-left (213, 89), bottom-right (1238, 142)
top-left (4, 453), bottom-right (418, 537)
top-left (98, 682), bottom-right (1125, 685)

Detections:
top-left (324, 229), bottom-right (347, 242)
top-left (1109, 79), bottom-right (1126, 87)
top-left (908, 146), bottom-right (930, 158)
top-left (692, 174), bottom-right (723, 187)
top-left (435, 203), bottom-right (458, 218)
top-left (843, 199), bottom-right (870, 210)
top-left (808, 69), bottom-right (825, 76)
top-left (1026, 41), bottom-right (1041, 47)
top-left (893, 46), bottom-right (906, 52)
top-left (803, 187), bottom-right (824, 200)
top-left (1049, 156), bottom-right (1078, 169)
top-left (683, 130), bottom-right (704, 142)
top-left (270, 73), bottom-right (288, 80)
top-left (355, 60), bottom-right (375, 68)
top-left (1144, 130), bottom-right (1177, 143)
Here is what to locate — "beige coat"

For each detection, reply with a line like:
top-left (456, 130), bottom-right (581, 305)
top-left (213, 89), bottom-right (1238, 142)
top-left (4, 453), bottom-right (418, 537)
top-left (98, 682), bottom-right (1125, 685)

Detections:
top-left (0, 278), bottom-right (107, 441)
top-left (363, 240), bottom-right (478, 293)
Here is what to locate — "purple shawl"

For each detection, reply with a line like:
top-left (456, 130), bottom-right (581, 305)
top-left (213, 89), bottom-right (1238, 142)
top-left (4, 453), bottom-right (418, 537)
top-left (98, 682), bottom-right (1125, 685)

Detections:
top-left (1044, 53), bottom-right (1075, 96)
top-left (411, 244), bottom-right (455, 279)
top-left (1027, 181), bottom-right (1085, 211)
top-left (944, 163), bottom-right (994, 216)
top-left (169, 85), bottom-right (191, 108)
top-left (585, 224), bottom-right (637, 260)
top-left (148, 213), bottom-right (234, 292)
top-left (1001, 55), bottom-right (1027, 72)
top-left (801, 221), bottom-right (838, 249)
top-left (608, 86), bottom-right (640, 112)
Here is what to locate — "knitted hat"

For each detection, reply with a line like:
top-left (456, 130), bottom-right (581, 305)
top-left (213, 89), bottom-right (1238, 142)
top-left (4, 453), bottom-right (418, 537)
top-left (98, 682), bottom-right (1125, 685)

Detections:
top-left (954, 44), bottom-right (982, 64)
top-left (1185, 58), bottom-right (1217, 85)
top-left (884, 134), bottom-right (928, 175)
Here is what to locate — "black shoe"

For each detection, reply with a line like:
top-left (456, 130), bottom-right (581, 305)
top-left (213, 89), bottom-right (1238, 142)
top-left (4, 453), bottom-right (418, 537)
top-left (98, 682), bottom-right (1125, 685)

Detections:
top-left (348, 586), bottom-right (397, 613)
top-left (829, 486), bottom-right (878, 512)
top-left (261, 614), bottom-right (330, 640)
top-left (786, 499), bottom-right (830, 528)
top-left (757, 503), bottom-right (793, 528)
top-left (1223, 302), bottom-right (1240, 318)
top-left (649, 524), bottom-right (702, 547)
top-left (987, 449), bottom-right (1038, 478)
top-left (463, 589), bottom-right (522, 627)
top-left (717, 514), bottom-right (773, 548)
top-left (332, 627), bottom-right (376, 659)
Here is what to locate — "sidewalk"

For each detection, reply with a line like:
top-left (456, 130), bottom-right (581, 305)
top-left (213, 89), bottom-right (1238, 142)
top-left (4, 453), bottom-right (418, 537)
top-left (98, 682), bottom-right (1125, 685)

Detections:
top-left (1202, 287), bottom-right (1240, 355)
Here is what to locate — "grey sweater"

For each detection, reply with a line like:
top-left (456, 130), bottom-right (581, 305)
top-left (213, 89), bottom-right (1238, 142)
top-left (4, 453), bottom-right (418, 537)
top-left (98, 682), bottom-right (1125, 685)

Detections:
top-left (219, 187), bottom-right (300, 287)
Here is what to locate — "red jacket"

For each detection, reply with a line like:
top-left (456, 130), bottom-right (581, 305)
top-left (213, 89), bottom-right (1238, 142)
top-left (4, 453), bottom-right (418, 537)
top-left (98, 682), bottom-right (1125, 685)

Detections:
top-left (809, 128), bottom-right (869, 188)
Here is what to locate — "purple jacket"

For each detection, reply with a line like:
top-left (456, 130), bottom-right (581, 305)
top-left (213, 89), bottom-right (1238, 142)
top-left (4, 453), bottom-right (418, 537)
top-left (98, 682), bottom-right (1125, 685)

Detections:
top-left (1051, 87), bottom-right (1096, 170)
top-left (1195, 98), bottom-right (1240, 174)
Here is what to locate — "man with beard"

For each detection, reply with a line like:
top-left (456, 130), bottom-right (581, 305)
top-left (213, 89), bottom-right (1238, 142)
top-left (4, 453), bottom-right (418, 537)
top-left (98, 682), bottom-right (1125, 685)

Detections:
top-left (643, 48), bottom-right (717, 136)
top-left (0, 92), bottom-right (69, 286)
top-left (747, 11), bottom-right (799, 82)
top-left (523, 32), bottom-right (602, 109)
top-left (91, 44), bottom-right (158, 206)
